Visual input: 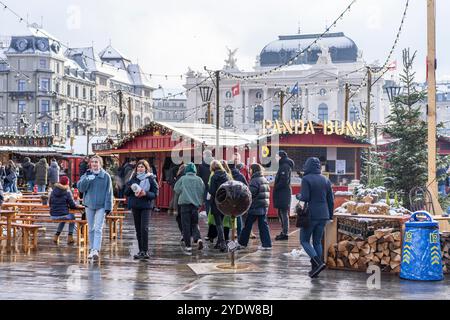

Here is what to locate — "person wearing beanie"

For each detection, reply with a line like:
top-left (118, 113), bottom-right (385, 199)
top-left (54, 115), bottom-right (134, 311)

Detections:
top-left (174, 162), bottom-right (205, 254)
top-left (49, 176), bottom-right (84, 245)
top-left (124, 160), bottom-right (159, 260)
top-left (273, 150), bottom-right (295, 241)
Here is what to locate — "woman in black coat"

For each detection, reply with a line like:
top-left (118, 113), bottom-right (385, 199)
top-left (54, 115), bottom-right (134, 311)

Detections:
top-left (297, 157), bottom-right (334, 278)
top-left (125, 160), bottom-right (159, 260)
top-left (208, 160), bottom-right (231, 252)
top-left (273, 151), bottom-right (294, 241)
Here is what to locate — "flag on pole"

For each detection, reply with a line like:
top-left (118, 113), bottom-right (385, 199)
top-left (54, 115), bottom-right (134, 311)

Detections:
top-left (232, 83), bottom-right (240, 97)
top-left (387, 60), bottom-right (397, 71)
top-left (290, 82), bottom-right (299, 95)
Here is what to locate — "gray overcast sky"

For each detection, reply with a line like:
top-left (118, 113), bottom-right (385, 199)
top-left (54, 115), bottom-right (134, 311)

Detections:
top-left (1, 0), bottom-right (449, 89)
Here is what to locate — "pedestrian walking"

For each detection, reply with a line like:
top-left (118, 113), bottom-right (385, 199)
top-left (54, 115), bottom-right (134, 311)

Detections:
top-left (230, 154), bottom-right (249, 238)
top-left (238, 164), bottom-right (272, 250)
top-left (77, 155), bottom-right (113, 261)
top-left (174, 163), bottom-right (205, 253)
top-left (4, 160), bottom-right (18, 193)
top-left (296, 157), bottom-right (334, 278)
top-left (208, 160), bottom-right (231, 252)
top-left (35, 158), bottom-right (49, 192)
top-left (50, 176), bottom-right (84, 245)
top-left (198, 150), bottom-right (216, 242)
top-left (125, 160), bottom-right (159, 260)
top-left (273, 150), bottom-right (294, 241)
top-left (79, 156), bottom-right (90, 179)
top-left (22, 157), bottom-right (36, 192)
top-left (174, 164), bottom-right (186, 238)
top-left (0, 162), bottom-right (6, 188)
top-left (48, 159), bottom-right (60, 188)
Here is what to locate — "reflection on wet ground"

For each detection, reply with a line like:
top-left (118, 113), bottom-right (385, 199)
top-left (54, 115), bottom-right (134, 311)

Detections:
top-left (0, 213), bottom-right (448, 300)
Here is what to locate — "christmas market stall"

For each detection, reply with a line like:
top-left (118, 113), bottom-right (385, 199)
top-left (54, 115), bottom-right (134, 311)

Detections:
top-left (96, 121), bottom-right (254, 209)
top-left (258, 119), bottom-right (371, 217)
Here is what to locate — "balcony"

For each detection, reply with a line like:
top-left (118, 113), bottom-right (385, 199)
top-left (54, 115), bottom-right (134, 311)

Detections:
top-left (9, 91), bottom-right (35, 101)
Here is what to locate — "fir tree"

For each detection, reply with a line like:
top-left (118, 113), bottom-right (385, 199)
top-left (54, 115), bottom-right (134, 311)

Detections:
top-left (383, 49), bottom-right (427, 209)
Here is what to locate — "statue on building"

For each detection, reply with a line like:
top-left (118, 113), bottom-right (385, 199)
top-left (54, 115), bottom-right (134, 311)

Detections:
top-left (224, 47), bottom-right (239, 70)
top-left (186, 67), bottom-right (195, 78)
top-left (316, 44), bottom-right (332, 65)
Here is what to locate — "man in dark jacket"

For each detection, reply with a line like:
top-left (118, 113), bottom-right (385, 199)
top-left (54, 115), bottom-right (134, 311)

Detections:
top-left (238, 163), bottom-right (272, 250)
top-left (79, 156), bottom-right (90, 179)
top-left (230, 162), bottom-right (248, 237)
top-left (273, 150), bottom-right (294, 241)
top-left (197, 150), bottom-right (214, 213)
top-left (297, 157), bottom-right (334, 278)
top-left (22, 157), bottom-right (36, 192)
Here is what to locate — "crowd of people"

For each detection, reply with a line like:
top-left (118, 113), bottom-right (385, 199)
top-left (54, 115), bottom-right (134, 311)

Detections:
top-left (0, 151), bottom-right (334, 278)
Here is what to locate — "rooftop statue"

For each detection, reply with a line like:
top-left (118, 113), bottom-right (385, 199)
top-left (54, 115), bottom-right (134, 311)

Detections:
top-left (224, 47), bottom-right (239, 70)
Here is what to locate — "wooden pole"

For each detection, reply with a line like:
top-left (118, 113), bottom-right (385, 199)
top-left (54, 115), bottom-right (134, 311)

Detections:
top-left (231, 217), bottom-right (236, 268)
top-left (427, 0), bottom-right (443, 214)
top-left (280, 91), bottom-right (285, 120)
top-left (118, 90), bottom-right (123, 137)
top-left (215, 71), bottom-right (220, 152)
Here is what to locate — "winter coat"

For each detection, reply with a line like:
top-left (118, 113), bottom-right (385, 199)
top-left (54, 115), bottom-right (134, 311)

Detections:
top-left (209, 170), bottom-right (231, 215)
top-left (297, 157), bottom-right (334, 221)
top-left (248, 171), bottom-right (270, 214)
top-left (0, 166), bottom-right (5, 180)
top-left (273, 156), bottom-right (294, 210)
top-left (48, 161), bottom-right (60, 184)
top-left (35, 159), bottom-right (49, 185)
top-left (5, 166), bottom-right (17, 183)
top-left (22, 160), bottom-right (35, 181)
top-left (198, 158), bottom-right (213, 192)
top-left (77, 169), bottom-right (113, 211)
top-left (231, 168), bottom-right (248, 186)
top-left (49, 183), bottom-right (77, 217)
top-left (79, 161), bottom-right (89, 178)
top-left (174, 172), bottom-right (205, 208)
top-left (0, 181), bottom-right (3, 205)
top-left (124, 174), bottom-right (159, 210)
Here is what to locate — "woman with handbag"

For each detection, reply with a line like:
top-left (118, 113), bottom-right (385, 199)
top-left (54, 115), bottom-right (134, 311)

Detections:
top-left (296, 157), bottom-right (334, 278)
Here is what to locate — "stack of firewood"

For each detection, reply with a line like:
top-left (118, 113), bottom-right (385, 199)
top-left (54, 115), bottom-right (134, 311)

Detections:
top-left (441, 233), bottom-right (450, 273)
top-left (327, 228), bottom-right (402, 273)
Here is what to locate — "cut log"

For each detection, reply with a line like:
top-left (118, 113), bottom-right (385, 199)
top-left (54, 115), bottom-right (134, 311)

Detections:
top-left (383, 249), bottom-right (390, 257)
top-left (356, 241), bottom-right (365, 249)
top-left (348, 253), bottom-right (359, 266)
top-left (360, 244), bottom-right (371, 256)
top-left (343, 250), bottom-right (349, 257)
top-left (375, 252), bottom-right (384, 259)
top-left (328, 245), bottom-right (337, 259)
top-left (392, 232), bottom-right (402, 242)
top-left (346, 241), bottom-right (356, 252)
top-left (368, 235), bottom-right (378, 244)
top-left (351, 246), bottom-right (359, 254)
top-left (365, 253), bottom-right (374, 261)
top-left (383, 234), bottom-right (395, 243)
top-left (375, 228), bottom-right (394, 239)
top-left (394, 241), bottom-right (402, 249)
top-left (336, 259), bottom-right (344, 268)
top-left (381, 256), bottom-right (391, 265)
top-left (338, 240), bottom-right (349, 252)
top-left (343, 257), bottom-right (351, 268)
top-left (392, 254), bottom-right (401, 262)
top-left (327, 257), bottom-right (337, 268)
top-left (369, 242), bottom-right (377, 253)
top-left (372, 255), bottom-right (381, 263)
top-left (392, 266), bottom-right (401, 273)
top-left (390, 261), bottom-right (401, 270)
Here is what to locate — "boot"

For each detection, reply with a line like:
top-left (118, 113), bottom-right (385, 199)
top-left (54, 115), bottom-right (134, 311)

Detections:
top-left (67, 235), bottom-right (75, 245)
top-left (275, 233), bottom-right (289, 241)
top-left (309, 256), bottom-right (326, 278)
top-left (53, 234), bottom-right (60, 244)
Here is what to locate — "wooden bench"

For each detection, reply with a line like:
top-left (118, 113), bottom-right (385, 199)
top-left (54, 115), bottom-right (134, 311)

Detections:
top-left (0, 222), bottom-right (41, 252)
top-left (106, 215), bottom-right (125, 240)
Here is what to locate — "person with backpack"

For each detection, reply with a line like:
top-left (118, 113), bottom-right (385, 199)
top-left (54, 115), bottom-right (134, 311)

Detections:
top-left (174, 163), bottom-right (205, 254)
top-left (296, 157), bottom-right (334, 278)
top-left (125, 160), bottom-right (159, 260)
top-left (48, 159), bottom-right (60, 188)
top-left (22, 157), bottom-right (36, 192)
top-left (50, 176), bottom-right (84, 245)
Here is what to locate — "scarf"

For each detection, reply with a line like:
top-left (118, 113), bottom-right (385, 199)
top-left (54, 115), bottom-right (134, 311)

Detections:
top-left (136, 172), bottom-right (151, 192)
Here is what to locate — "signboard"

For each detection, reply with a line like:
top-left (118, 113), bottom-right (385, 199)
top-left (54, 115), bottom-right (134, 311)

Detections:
top-left (262, 119), bottom-right (366, 137)
top-left (336, 160), bottom-right (346, 175)
top-left (92, 142), bottom-right (112, 152)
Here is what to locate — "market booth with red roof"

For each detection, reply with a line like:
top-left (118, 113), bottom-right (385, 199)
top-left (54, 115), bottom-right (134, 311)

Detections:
top-left (97, 120), bottom-right (370, 217)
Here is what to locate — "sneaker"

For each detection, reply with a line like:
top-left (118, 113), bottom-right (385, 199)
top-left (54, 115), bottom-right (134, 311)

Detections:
top-left (133, 251), bottom-right (144, 260)
top-left (197, 240), bottom-right (204, 251)
top-left (183, 247), bottom-right (192, 255)
top-left (87, 250), bottom-right (95, 260)
top-left (258, 246), bottom-right (272, 251)
top-left (91, 250), bottom-right (99, 261)
top-left (275, 234), bottom-right (289, 241)
top-left (141, 252), bottom-right (150, 260)
top-left (53, 234), bottom-right (60, 244)
top-left (236, 243), bottom-right (247, 251)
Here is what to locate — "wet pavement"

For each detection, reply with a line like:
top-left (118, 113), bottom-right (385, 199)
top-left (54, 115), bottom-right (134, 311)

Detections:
top-left (0, 212), bottom-right (448, 300)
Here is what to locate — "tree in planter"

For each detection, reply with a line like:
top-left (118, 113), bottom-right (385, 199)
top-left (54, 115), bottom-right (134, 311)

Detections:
top-left (383, 48), bottom-right (428, 209)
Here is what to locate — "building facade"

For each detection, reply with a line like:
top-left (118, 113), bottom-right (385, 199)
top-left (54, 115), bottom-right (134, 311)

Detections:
top-left (152, 90), bottom-right (187, 122)
top-left (184, 32), bottom-right (389, 134)
top-left (0, 25), bottom-right (155, 139)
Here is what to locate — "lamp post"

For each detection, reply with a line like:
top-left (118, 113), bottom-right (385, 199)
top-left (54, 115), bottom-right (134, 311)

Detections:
top-left (385, 85), bottom-right (402, 104)
top-left (199, 86), bottom-right (214, 125)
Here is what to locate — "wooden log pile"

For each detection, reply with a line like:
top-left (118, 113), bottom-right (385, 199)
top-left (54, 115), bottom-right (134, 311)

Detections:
top-left (441, 232), bottom-right (450, 274)
top-left (327, 228), bottom-right (402, 273)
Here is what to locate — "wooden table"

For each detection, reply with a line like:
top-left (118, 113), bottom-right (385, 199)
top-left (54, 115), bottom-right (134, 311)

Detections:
top-left (0, 210), bottom-right (17, 252)
top-left (1, 203), bottom-right (48, 212)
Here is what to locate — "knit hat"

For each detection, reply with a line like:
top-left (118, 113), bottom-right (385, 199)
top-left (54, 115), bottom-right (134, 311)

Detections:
top-left (59, 176), bottom-right (70, 186)
top-left (185, 163), bottom-right (197, 174)
top-left (278, 150), bottom-right (288, 158)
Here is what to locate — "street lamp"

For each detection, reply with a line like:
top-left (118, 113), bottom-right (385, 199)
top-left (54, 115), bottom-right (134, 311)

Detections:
top-left (199, 86), bottom-right (214, 124)
top-left (385, 85), bottom-right (402, 103)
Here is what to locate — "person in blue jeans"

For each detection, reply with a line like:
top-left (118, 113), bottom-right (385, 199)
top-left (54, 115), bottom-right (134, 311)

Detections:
top-left (77, 155), bottom-right (113, 261)
top-left (238, 163), bottom-right (272, 250)
top-left (297, 157), bottom-right (334, 278)
top-left (49, 176), bottom-right (84, 244)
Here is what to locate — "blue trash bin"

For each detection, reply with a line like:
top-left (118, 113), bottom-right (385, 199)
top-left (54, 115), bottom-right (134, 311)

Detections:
top-left (400, 211), bottom-right (444, 281)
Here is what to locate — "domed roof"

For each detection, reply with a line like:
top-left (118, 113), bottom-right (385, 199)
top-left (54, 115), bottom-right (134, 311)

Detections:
top-left (260, 32), bottom-right (358, 66)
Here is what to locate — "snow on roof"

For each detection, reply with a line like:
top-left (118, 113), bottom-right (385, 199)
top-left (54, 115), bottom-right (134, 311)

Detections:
top-left (28, 25), bottom-right (62, 43)
top-left (99, 45), bottom-right (130, 61)
top-left (157, 122), bottom-right (253, 147)
top-left (153, 88), bottom-right (186, 100)
top-left (128, 64), bottom-right (153, 88)
top-left (263, 35), bottom-right (356, 53)
top-left (63, 135), bottom-right (109, 156)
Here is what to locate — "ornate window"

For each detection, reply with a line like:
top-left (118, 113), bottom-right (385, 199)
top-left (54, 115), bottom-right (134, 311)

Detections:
top-left (224, 106), bottom-right (233, 128)
top-left (256, 91), bottom-right (263, 100)
top-left (225, 91), bottom-right (232, 99)
top-left (318, 103), bottom-right (328, 122)
top-left (291, 106), bottom-right (302, 120)
top-left (272, 105), bottom-right (281, 121)
top-left (254, 105), bottom-right (264, 123)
